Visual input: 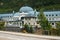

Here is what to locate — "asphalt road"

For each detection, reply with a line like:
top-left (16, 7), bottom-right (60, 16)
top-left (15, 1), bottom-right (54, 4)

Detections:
top-left (0, 31), bottom-right (59, 40)
top-left (0, 32), bottom-right (50, 40)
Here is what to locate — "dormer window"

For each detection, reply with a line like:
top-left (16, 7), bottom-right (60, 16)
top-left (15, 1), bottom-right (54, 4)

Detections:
top-left (46, 15), bottom-right (48, 16)
top-left (52, 14), bottom-right (54, 16)
top-left (49, 14), bottom-right (51, 16)
top-left (56, 14), bottom-right (58, 16)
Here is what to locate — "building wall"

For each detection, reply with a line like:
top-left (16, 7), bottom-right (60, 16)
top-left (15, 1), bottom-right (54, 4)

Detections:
top-left (45, 12), bottom-right (60, 28)
top-left (1, 11), bottom-right (60, 29)
top-left (23, 17), bottom-right (40, 27)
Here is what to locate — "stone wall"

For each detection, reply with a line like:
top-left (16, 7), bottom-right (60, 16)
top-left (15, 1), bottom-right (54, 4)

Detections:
top-left (4, 27), bottom-right (21, 32)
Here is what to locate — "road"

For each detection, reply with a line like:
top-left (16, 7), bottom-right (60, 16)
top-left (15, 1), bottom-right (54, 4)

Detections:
top-left (0, 32), bottom-right (48, 40)
top-left (0, 31), bottom-right (60, 40)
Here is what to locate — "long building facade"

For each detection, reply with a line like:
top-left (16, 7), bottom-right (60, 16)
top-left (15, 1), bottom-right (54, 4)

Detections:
top-left (0, 6), bottom-right (60, 28)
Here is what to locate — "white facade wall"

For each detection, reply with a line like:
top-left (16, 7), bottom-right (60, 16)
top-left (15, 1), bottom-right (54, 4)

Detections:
top-left (23, 17), bottom-right (40, 27)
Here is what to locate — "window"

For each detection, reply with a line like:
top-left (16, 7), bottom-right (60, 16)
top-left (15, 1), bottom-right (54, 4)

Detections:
top-left (52, 23), bottom-right (54, 25)
top-left (29, 23), bottom-right (30, 24)
top-left (49, 14), bottom-right (51, 16)
top-left (9, 22), bottom-right (12, 24)
top-left (37, 21), bottom-right (39, 24)
top-left (29, 18), bottom-right (31, 20)
top-left (20, 23), bottom-right (21, 26)
top-left (52, 18), bottom-right (54, 20)
top-left (52, 14), bottom-right (54, 16)
top-left (10, 16), bottom-right (11, 17)
top-left (34, 23), bottom-right (35, 25)
top-left (46, 15), bottom-right (48, 16)
top-left (21, 17), bottom-right (24, 19)
top-left (49, 18), bottom-right (51, 20)
top-left (22, 21), bottom-right (24, 24)
top-left (25, 18), bottom-right (27, 20)
top-left (56, 14), bottom-right (58, 16)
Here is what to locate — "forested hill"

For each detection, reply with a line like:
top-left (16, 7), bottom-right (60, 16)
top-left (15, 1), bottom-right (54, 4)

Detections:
top-left (0, 0), bottom-right (60, 13)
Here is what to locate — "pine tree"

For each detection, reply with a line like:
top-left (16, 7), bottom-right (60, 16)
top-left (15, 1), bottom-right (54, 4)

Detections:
top-left (38, 8), bottom-right (52, 35)
top-left (38, 8), bottom-right (52, 30)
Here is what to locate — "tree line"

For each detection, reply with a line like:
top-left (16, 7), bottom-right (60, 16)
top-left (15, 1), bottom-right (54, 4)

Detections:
top-left (0, 0), bottom-right (60, 13)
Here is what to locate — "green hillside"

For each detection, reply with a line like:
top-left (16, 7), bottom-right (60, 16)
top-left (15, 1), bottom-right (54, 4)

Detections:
top-left (0, 0), bottom-right (60, 13)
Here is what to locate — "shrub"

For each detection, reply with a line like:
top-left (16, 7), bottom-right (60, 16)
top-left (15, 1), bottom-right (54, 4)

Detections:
top-left (24, 24), bottom-right (34, 33)
top-left (0, 22), bottom-right (5, 30)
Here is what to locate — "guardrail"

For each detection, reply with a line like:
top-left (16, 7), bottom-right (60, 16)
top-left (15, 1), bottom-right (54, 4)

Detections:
top-left (0, 31), bottom-right (60, 40)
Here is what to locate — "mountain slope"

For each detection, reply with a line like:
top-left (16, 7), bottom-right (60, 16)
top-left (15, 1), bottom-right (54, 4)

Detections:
top-left (0, 0), bottom-right (60, 13)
